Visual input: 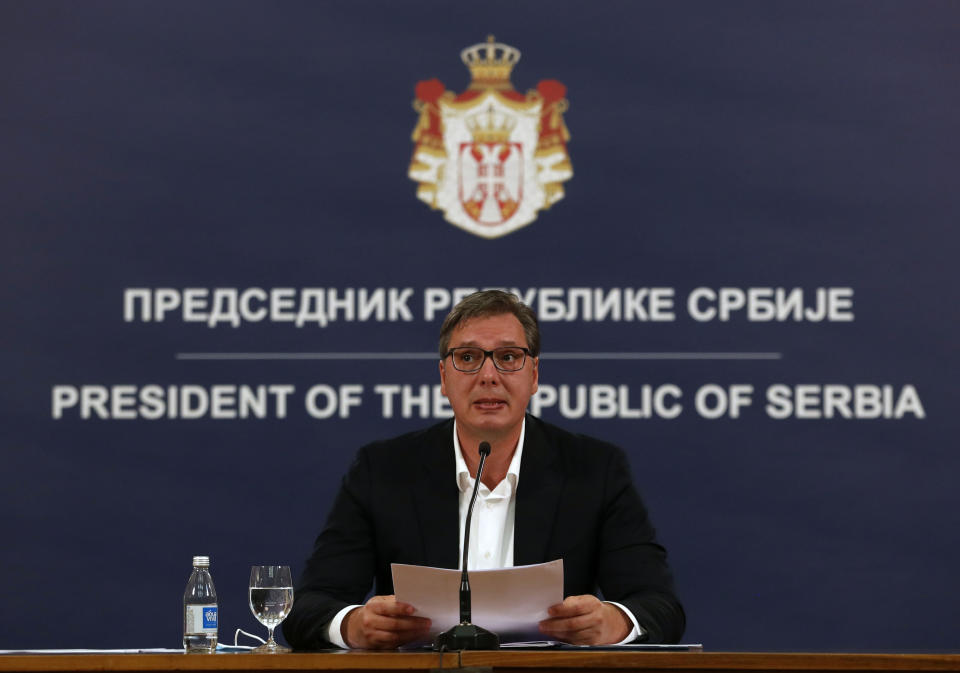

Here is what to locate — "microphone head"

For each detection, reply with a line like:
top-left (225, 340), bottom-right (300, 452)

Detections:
top-left (478, 441), bottom-right (491, 456)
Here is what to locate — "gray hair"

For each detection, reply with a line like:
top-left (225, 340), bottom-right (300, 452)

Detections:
top-left (437, 290), bottom-right (540, 358)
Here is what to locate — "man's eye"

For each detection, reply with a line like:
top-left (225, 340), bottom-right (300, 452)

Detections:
top-left (500, 353), bottom-right (516, 361)
top-left (460, 352), bottom-right (475, 361)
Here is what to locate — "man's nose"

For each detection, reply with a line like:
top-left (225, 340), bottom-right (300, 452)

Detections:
top-left (478, 353), bottom-right (501, 380)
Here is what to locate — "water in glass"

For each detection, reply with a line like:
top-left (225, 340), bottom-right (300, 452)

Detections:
top-left (248, 565), bottom-right (293, 653)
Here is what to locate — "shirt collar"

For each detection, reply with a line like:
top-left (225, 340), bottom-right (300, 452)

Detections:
top-left (453, 417), bottom-right (525, 494)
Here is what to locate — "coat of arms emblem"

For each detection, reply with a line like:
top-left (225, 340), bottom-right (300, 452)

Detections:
top-left (408, 37), bottom-right (573, 239)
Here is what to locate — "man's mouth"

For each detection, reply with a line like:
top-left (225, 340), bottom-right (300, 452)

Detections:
top-left (473, 398), bottom-right (507, 410)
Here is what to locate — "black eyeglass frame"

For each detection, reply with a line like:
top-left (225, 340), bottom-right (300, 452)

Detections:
top-left (442, 346), bottom-right (533, 373)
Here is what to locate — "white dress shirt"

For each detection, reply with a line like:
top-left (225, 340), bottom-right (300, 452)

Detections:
top-left (453, 419), bottom-right (523, 570)
top-left (324, 418), bottom-right (641, 647)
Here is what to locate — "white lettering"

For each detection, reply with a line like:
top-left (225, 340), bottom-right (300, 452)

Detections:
top-left (51, 385), bottom-right (79, 419)
top-left (623, 288), bottom-right (649, 321)
top-left (156, 288), bottom-right (183, 321)
top-left (180, 385), bottom-right (209, 419)
top-left (655, 384), bottom-right (684, 419)
top-left (181, 288), bottom-right (208, 323)
top-left (358, 288), bottom-right (387, 321)
top-left (777, 288), bottom-right (803, 321)
top-left (765, 384), bottom-right (924, 419)
top-left (139, 385), bottom-right (165, 420)
top-left (533, 384), bottom-right (683, 419)
top-left (718, 288), bottom-right (746, 321)
top-left (589, 384), bottom-right (618, 418)
top-left (304, 384), bottom-right (362, 418)
top-left (747, 288), bottom-right (775, 321)
top-left (210, 385), bottom-right (236, 419)
top-left (295, 288), bottom-right (327, 328)
top-left (81, 386), bottom-right (109, 419)
top-left (238, 386), bottom-right (266, 419)
top-left (270, 288), bottom-right (296, 322)
top-left (895, 385), bottom-right (925, 418)
top-left (123, 289), bottom-right (151, 322)
top-left (593, 288), bottom-right (622, 321)
top-left (688, 287), bottom-right (856, 322)
top-left (803, 289), bottom-right (828, 322)
top-left (208, 288), bottom-right (241, 328)
top-left (305, 384), bottom-right (337, 419)
top-left (423, 288), bottom-right (450, 321)
top-left (338, 384), bottom-right (364, 418)
top-left (695, 384), bottom-right (727, 419)
top-left (389, 288), bottom-right (414, 321)
top-left (374, 384), bottom-right (402, 419)
top-left (687, 287), bottom-right (716, 321)
top-left (327, 288), bottom-right (356, 323)
top-left (111, 385), bottom-right (138, 419)
top-left (823, 385), bottom-right (852, 419)
top-left (402, 384), bottom-right (431, 419)
top-left (538, 288), bottom-right (566, 321)
top-left (529, 385), bottom-right (558, 416)
top-left (268, 385), bottom-right (295, 419)
top-left (828, 287), bottom-right (854, 321)
top-left (567, 288), bottom-right (591, 321)
top-left (556, 385), bottom-right (584, 418)
top-left (239, 288), bottom-right (268, 322)
top-left (649, 287), bottom-right (675, 321)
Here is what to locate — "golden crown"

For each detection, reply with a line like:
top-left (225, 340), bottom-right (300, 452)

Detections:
top-left (465, 107), bottom-right (517, 143)
top-left (460, 35), bottom-right (521, 90)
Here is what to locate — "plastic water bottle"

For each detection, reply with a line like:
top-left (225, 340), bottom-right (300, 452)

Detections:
top-left (183, 555), bottom-right (218, 653)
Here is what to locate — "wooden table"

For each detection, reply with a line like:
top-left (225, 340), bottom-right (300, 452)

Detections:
top-left (1, 652), bottom-right (959, 673)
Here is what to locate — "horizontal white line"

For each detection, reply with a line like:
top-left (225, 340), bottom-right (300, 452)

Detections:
top-left (175, 352), bottom-right (782, 361)
top-left (176, 352), bottom-right (438, 360)
top-left (549, 352), bottom-right (782, 360)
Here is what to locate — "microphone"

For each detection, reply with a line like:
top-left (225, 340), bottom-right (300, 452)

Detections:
top-left (433, 441), bottom-right (500, 651)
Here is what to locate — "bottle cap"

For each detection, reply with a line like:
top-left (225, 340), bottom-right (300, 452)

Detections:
top-left (192, 555), bottom-right (210, 567)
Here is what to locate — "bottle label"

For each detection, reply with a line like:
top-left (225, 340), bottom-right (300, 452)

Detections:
top-left (185, 605), bottom-right (218, 634)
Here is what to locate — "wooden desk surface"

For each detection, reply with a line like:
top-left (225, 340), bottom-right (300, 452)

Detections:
top-left (0, 652), bottom-right (456, 672)
top-left (460, 651), bottom-right (960, 673)
top-left (1, 651), bottom-right (959, 673)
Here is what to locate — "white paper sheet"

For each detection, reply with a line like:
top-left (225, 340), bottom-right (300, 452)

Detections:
top-left (392, 559), bottom-right (564, 644)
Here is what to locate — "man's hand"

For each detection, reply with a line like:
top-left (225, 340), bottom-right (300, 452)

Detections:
top-left (538, 595), bottom-right (632, 645)
top-left (342, 595), bottom-right (432, 649)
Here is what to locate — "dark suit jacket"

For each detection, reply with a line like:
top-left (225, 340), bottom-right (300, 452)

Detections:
top-left (283, 415), bottom-right (685, 648)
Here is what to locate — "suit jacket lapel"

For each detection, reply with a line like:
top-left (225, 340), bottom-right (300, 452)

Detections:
top-left (413, 420), bottom-right (461, 569)
top-left (514, 417), bottom-right (564, 566)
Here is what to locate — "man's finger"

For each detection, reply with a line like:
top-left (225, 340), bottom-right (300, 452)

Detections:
top-left (369, 620), bottom-right (432, 647)
top-left (369, 602), bottom-right (416, 617)
top-left (548, 594), bottom-right (600, 617)
top-left (539, 618), bottom-right (602, 645)
top-left (364, 612), bottom-right (430, 633)
top-left (366, 596), bottom-right (417, 617)
top-left (541, 612), bottom-right (595, 633)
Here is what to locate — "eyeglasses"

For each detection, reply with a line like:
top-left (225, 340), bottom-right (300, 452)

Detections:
top-left (443, 347), bottom-right (532, 373)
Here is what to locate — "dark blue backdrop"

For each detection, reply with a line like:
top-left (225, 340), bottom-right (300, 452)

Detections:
top-left (1, 0), bottom-right (957, 652)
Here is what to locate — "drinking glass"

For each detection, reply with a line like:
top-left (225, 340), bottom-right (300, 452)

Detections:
top-left (248, 565), bottom-right (294, 653)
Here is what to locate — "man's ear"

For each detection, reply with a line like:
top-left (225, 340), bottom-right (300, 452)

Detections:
top-left (438, 359), bottom-right (447, 396)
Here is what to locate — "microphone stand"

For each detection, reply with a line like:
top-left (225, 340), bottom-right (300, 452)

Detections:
top-left (433, 441), bottom-right (501, 651)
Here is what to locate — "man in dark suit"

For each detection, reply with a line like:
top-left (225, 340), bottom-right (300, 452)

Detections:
top-left (283, 291), bottom-right (684, 649)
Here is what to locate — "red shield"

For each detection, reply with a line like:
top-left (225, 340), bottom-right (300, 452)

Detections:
top-left (458, 142), bottom-right (523, 225)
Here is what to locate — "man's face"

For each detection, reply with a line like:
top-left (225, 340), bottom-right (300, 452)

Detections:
top-left (439, 312), bottom-right (539, 443)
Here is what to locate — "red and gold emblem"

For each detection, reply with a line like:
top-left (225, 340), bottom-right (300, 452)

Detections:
top-left (408, 37), bottom-right (573, 239)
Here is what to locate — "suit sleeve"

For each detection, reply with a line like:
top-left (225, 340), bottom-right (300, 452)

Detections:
top-left (282, 448), bottom-right (377, 650)
top-left (596, 446), bottom-right (686, 643)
